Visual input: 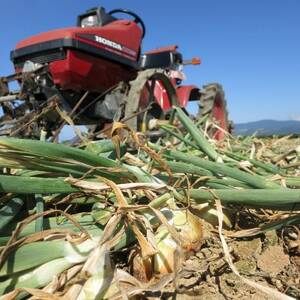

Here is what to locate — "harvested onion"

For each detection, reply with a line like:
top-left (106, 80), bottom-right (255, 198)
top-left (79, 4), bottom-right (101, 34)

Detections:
top-left (153, 209), bottom-right (203, 274)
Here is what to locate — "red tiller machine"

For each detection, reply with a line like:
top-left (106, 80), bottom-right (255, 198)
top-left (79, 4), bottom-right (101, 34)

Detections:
top-left (0, 6), bottom-right (230, 139)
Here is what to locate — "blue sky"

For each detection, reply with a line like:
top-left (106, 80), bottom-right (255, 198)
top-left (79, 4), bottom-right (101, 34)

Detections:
top-left (0, 0), bottom-right (300, 123)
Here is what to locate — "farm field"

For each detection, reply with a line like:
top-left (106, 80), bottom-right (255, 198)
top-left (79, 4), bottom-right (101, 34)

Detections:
top-left (0, 112), bottom-right (299, 299)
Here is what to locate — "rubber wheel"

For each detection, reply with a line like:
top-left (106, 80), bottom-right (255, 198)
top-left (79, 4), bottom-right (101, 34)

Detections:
top-left (124, 69), bottom-right (178, 132)
top-left (198, 83), bottom-right (230, 140)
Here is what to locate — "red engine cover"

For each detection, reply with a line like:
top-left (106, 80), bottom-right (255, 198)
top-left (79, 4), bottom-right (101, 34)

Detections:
top-left (50, 50), bottom-right (137, 92)
top-left (13, 20), bottom-right (143, 92)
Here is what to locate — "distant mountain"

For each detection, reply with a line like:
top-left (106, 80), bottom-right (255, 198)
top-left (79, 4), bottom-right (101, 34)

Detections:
top-left (234, 120), bottom-right (300, 136)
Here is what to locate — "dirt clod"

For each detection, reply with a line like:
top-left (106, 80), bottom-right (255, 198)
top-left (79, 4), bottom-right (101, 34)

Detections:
top-left (232, 238), bottom-right (262, 259)
top-left (257, 245), bottom-right (290, 275)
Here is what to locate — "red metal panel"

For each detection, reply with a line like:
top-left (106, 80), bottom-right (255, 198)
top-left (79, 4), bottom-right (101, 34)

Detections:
top-left (15, 20), bottom-right (142, 61)
top-left (145, 45), bottom-right (178, 55)
top-left (212, 94), bottom-right (228, 140)
top-left (153, 80), bottom-right (172, 111)
top-left (49, 50), bottom-right (136, 92)
top-left (176, 85), bottom-right (200, 107)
